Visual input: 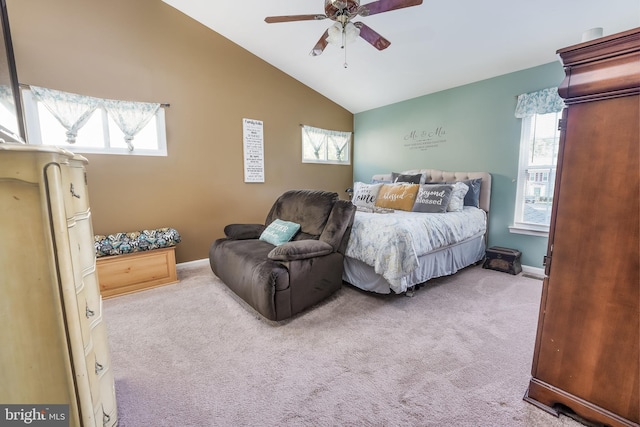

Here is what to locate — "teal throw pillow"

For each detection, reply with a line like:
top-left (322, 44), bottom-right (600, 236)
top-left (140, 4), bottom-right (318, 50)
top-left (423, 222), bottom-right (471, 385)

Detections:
top-left (259, 219), bottom-right (301, 246)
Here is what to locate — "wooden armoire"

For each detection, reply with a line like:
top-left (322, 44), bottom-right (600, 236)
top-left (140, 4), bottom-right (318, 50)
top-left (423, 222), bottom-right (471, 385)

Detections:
top-left (524, 28), bottom-right (639, 427)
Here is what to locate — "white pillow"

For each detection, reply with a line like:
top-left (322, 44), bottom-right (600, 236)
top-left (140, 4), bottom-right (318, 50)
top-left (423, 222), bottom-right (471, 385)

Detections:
top-left (447, 181), bottom-right (469, 212)
top-left (352, 182), bottom-right (383, 209)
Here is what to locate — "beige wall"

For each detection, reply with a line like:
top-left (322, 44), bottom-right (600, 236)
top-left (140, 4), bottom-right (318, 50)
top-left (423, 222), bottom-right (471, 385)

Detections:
top-left (8, 0), bottom-right (354, 263)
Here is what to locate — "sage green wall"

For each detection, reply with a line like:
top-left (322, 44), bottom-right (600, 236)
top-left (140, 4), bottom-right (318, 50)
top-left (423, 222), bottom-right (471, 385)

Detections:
top-left (353, 62), bottom-right (565, 268)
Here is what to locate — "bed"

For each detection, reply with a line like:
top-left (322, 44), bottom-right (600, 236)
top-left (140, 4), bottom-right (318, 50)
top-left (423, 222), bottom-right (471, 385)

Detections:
top-left (342, 168), bottom-right (491, 294)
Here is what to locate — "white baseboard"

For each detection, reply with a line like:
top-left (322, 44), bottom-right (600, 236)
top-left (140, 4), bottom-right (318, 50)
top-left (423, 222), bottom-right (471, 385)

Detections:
top-left (177, 258), bottom-right (209, 270)
top-left (179, 258), bottom-right (547, 280)
top-left (521, 265), bottom-right (545, 279)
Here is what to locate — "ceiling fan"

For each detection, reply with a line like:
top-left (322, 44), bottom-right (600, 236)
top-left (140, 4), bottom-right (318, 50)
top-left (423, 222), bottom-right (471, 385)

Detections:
top-left (265, 0), bottom-right (424, 57)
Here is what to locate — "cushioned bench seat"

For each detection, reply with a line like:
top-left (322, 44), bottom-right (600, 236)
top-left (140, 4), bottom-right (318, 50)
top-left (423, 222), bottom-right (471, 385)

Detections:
top-left (95, 227), bottom-right (181, 257)
top-left (95, 228), bottom-right (181, 298)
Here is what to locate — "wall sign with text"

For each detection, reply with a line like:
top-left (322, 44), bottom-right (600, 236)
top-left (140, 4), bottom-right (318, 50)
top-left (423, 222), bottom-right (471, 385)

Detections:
top-left (402, 126), bottom-right (447, 151)
top-left (242, 118), bottom-right (264, 183)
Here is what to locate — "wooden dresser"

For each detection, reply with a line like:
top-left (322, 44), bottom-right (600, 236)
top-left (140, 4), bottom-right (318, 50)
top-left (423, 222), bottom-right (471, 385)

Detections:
top-left (524, 28), bottom-right (639, 426)
top-left (0, 143), bottom-right (118, 426)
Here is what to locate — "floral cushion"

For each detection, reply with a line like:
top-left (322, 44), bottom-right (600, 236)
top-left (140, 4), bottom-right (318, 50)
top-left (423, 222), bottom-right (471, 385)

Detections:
top-left (95, 227), bottom-right (181, 257)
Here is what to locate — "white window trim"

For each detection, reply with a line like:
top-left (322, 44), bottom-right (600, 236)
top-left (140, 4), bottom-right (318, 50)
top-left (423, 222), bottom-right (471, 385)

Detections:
top-left (509, 224), bottom-right (549, 237)
top-left (301, 125), bottom-right (351, 165)
top-left (22, 88), bottom-right (168, 156)
top-left (510, 114), bottom-right (551, 237)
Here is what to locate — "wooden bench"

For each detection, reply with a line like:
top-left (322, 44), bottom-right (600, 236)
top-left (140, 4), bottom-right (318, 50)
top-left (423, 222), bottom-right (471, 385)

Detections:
top-left (94, 228), bottom-right (181, 298)
top-left (97, 246), bottom-right (178, 298)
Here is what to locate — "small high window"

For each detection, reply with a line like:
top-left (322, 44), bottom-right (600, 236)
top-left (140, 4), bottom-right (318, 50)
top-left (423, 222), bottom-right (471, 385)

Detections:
top-left (22, 86), bottom-right (168, 156)
top-left (301, 125), bottom-right (351, 165)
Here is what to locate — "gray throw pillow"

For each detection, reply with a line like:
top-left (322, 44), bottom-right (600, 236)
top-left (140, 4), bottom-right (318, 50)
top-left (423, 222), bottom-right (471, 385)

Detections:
top-left (392, 172), bottom-right (422, 184)
top-left (434, 178), bottom-right (483, 208)
top-left (412, 184), bottom-right (454, 213)
top-left (449, 178), bottom-right (482, 207)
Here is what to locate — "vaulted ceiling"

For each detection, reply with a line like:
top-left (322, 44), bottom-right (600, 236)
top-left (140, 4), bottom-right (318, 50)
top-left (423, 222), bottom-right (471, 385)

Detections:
top-left (162, 0), bottom-right (640, 113)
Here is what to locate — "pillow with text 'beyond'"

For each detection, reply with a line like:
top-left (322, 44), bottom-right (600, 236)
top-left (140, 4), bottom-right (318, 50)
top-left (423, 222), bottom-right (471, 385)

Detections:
top-left (412, 184), bottom-right (454, 213)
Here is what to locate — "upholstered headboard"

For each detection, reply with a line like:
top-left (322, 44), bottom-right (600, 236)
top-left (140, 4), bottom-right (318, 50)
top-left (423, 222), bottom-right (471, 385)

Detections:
top-left (370, 169), bottom-right (492, 213)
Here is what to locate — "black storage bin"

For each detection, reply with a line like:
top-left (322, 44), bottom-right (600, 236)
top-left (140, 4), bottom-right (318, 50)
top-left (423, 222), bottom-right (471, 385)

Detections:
top-left (482, 246), bottom-right (522, 275)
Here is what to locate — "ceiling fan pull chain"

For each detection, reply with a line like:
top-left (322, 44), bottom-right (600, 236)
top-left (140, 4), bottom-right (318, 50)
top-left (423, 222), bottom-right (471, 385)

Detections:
top-left (343, 24), bottom-right (348, 68)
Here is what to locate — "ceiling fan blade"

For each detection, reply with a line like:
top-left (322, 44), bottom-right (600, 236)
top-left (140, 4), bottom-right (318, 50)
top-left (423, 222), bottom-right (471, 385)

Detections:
top-left (358, 0), bottom-right (423, 16)
top-left (353, 22), bottom-right (391, 50)
top-left (265, 14), bottom-right (327, 24)
top-left (310, 29), bottom-right (330, 56)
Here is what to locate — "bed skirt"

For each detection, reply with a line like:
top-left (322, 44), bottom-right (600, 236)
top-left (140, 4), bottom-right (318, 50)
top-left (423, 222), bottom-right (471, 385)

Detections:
top-left (342, 232), bottom-right (486, 294)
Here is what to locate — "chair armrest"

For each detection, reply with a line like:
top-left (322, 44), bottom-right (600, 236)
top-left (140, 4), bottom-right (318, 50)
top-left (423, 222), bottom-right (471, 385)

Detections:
top-left (319, 200), bottom-right (356, 253)
top-left (224, 223), bottom-right (265, 240)
top-left (268, 240), bottom-right (333, 261)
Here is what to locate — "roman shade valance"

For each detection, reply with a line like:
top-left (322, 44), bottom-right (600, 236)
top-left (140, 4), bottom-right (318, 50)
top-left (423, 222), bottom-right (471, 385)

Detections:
top-left (514, 87), bottom-right (565, 118)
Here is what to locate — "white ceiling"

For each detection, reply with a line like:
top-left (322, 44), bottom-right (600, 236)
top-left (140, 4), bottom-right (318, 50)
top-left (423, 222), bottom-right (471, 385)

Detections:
top-left (162, 0), bottom-right (640, 113)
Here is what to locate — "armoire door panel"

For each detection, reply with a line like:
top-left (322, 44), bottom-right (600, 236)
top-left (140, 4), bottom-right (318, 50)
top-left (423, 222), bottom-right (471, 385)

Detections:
top-left (533, 94), bottom-right (639, 421)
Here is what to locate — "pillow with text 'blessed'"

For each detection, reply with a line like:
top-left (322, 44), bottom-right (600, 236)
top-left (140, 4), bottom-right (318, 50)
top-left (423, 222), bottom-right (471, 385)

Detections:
top-left (259, 219), bottom-right (301, 246)
top-left (375, 183), bottom-right (420, 211)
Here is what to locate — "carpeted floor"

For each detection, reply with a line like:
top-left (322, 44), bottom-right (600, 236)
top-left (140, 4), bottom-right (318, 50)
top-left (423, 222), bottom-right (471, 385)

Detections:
top-left (103, 262), bottom-right (582, 427)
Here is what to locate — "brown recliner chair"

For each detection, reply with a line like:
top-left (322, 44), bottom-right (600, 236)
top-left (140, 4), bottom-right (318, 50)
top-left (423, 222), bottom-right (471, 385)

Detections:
top-left (209, 190), bottom-right (356, 321)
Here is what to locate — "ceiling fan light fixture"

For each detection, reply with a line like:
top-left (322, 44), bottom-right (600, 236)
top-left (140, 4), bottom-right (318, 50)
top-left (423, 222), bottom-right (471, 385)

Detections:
top-left (326, 21), bottom-right (360, 46)
top-left (344, 21), bottom-right (360, 42)
top-left (326, 22), bottom-right (343, 45)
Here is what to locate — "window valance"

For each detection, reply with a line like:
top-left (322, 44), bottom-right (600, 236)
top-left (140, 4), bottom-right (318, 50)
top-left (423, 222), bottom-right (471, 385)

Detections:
top-left (0, 84), bottom-right (15, 112)
top-left (30, 85), bottom-right (160, 150)
top-left (301, 125), bottom-right (351, 163)
top-left (514, 87), bottom-right (565, 118)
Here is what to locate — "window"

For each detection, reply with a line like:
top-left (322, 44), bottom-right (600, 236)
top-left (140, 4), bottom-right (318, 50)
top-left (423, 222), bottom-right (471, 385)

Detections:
top-left (22, 87), bottom-right (168, 156)
top-left (510, 87), bottom-right (564, 236)
top-left (301, 125), bottom-right (351, 165)
top-left (512, 111), bottom-right (561, 234)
